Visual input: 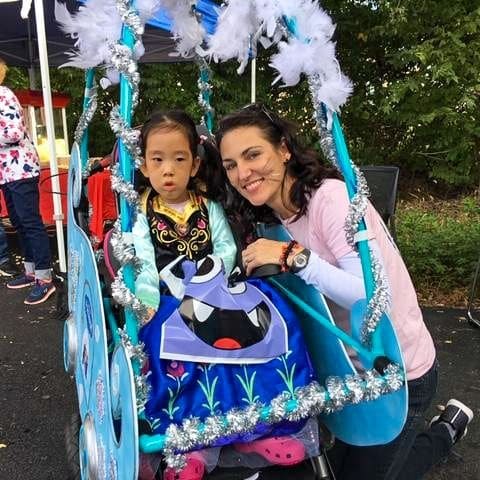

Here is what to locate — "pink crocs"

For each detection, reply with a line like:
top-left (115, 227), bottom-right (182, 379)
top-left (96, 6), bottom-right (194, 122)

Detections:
top-left (163, 455), bottom-right (205, 480)
top-left (234, 436), bottom-right (306, 466)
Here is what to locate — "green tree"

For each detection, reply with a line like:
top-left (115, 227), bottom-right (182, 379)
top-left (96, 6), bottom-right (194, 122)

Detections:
top-left (323, 0), bottom-right (480, 189)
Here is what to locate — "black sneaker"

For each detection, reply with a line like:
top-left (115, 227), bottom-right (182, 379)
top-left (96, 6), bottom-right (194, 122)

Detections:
top-left (0, 260), bottom-right (18, 277)
top-left (430, 399), bottom-right (474, 443)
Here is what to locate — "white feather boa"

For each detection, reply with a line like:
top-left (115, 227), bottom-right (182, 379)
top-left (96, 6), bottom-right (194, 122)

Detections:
top-left (55, 0), bottom-right (205, 73)
top-left (206, 0), bottom-right (352, 111)
top-left (160, 0), bottom-right (206, 58)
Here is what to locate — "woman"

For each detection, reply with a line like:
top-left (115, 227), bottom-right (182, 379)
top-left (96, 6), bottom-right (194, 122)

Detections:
top-left (0, 57), bottom-right (55, 304)
top-left (215, 103), bottom-right (473, 480)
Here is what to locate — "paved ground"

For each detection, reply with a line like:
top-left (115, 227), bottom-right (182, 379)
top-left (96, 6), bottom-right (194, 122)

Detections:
top-left (0, 273), bottom-right (479, 479)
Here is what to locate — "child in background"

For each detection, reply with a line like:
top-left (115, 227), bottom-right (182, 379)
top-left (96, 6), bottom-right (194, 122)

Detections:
top-left (0, 56), bottom-right (55, 304)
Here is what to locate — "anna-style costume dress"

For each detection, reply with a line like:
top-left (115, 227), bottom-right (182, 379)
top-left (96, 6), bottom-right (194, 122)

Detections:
top-left (133, 188), bottom-right (318, 455)
top-left (133, 187), bottom-right (237, 310)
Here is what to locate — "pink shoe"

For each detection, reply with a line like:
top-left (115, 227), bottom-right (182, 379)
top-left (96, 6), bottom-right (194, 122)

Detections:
top-left (163, 455), bottom-right (205, 480)
top-left (234, 436), bottom-right (306, 466)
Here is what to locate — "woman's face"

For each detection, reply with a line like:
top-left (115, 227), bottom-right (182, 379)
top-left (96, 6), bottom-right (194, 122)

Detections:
top-left (219, 126), bottom-right (292, 215)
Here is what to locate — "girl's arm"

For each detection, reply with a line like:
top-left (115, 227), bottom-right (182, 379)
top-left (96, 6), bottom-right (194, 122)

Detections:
top-left (0, 88), bottom-right (26, 145)
top-left (132, 212), bottom-right (160, 311)
top-left (206, 199), bottom-right (237, 275)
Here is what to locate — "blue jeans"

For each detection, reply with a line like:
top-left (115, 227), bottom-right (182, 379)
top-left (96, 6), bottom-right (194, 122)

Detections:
top-left (0, 177), bottom-right (51, 273)
top-left (0, 222), bottom-right (8, 264)
top-left (329, 360), bottom-right (452, 479)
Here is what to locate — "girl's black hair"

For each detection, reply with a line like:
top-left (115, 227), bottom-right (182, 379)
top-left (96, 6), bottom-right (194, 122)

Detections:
top-left (215, 103), bottom-right (340, 242)
top-left (139, 109), bottom-right (228, 202)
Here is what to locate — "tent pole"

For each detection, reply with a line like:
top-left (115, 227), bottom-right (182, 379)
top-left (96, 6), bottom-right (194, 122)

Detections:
top-left (250, 57), bottom-right (256, 103)
top-left (61, 107), bottom-right (69, 154)
top-left (32, 0), bottom-right (67, 273)
top-left (26, 13), bottom-right (36, 89)
top-left (27, 105), bottom-right (38, 147)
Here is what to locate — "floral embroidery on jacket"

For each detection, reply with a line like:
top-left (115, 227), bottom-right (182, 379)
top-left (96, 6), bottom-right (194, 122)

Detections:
top-left (0, 86), bottom-right (40, 185)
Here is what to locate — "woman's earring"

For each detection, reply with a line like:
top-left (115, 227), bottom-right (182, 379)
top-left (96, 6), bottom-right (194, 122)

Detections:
top-left (284, 154), bottom-right (291, 165)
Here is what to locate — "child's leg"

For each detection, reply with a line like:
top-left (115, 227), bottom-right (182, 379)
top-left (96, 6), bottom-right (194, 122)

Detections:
top-left (234, 436), bottom-right (306, 466)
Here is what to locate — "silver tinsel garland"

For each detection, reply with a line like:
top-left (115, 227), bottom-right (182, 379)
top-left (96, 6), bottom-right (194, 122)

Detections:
top-left (361, 252), bottom-right (391, 345)
top-left (74, 85), bottom-right (98, 149)
top-left (309, 77), bottom-right (338, 168)
top-left (110, 163), bottom-right (139, 207)
top-left (110, 219), bottom-right (141, 269)
top-left (109, 105), bottom-right (143, 168)
top-left (106, 5), bottom-right (152, 417)
top-left (309, 75), bottom-right (392, 349)
top-left (118, 328), bottom-right (151, 413)
top-left (195, 56), bottom-right (214, 129)
top-left (115, 0), bottom-right (144, 37)
top-left (162, 363), bottom-right (404, 470)
top-left (110, 42), bottom-right (141, 108)
top-left (344, 164), bottom-right (369, 248)
top-left (111, 269), bottom-right (151, 325)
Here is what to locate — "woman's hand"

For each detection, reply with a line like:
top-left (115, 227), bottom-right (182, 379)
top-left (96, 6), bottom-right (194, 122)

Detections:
top-left (241, 239), bottom-right (287, 276)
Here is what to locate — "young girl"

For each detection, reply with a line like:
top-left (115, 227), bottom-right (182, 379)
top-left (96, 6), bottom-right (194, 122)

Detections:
top-left (133, 110), bottom-right (317, 480)
top-left (133, 110), bottom-right (237, 314)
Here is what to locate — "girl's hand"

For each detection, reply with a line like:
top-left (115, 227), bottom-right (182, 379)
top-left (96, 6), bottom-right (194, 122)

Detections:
top-left (241, 239), bottom-right (287, 276)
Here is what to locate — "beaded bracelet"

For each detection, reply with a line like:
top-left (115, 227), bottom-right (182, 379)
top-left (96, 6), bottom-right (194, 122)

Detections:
top-left (280, 240), bottom-right (298, 272)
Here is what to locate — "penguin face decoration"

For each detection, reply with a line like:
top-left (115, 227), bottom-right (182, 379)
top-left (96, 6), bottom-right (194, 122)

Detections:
top-left (160, 256), bottom-right (289, 364)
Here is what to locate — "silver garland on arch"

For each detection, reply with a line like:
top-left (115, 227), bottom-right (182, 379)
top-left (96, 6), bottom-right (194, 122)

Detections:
top-left (107, 0), bottom-right (151, 410)
top-left (116, 0), bottom-right (145, 37)
top-left (109, 105), bottom-right (143, 168)
top-left (111, 270), bottom-right (151, 325)
top-left (163, 363), bottom-right (404, 470)
top-left (75, 84), bottom-right (98, 152)
top-left (309, 77), bottom-right (392, 347)
top-left (196, 56), bottom-right (214, 132)
top-left (118, 328), bottom-right (151, 413)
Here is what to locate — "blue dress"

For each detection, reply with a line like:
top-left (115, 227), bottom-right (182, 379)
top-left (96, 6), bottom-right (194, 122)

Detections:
top-left (139, 259), bottom-right (316, 448)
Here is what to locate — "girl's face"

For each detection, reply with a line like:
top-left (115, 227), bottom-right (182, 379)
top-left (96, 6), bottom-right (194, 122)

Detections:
top-left (141, 126), bottom-right (200, 204)
top-left (219, 126), bottom-right (293, 217)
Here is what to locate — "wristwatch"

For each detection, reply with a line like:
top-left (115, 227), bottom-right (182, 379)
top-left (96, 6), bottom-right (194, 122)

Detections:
top-left (289, 248), bottom-right (311, 273)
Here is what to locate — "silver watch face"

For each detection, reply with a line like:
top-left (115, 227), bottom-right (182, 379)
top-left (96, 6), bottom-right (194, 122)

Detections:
top-left (294, 253), bottom-right (308, 269)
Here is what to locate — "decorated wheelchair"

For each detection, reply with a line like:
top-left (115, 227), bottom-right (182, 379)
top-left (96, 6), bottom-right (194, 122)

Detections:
top-left (60, 1), bottom-right (407, 479)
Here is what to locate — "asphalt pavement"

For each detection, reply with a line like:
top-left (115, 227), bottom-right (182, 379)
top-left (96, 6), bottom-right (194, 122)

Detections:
top-left (0, 277), bottom-right (479, 480)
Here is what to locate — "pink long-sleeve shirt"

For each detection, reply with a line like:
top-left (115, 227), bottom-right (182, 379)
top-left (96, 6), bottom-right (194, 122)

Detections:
top-left (281, 178), bottom-right (436, 381)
